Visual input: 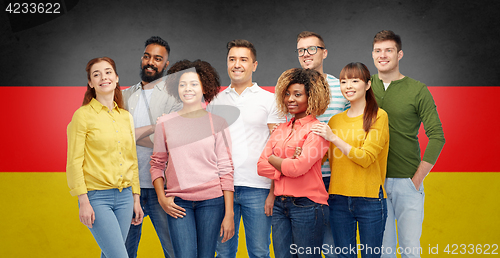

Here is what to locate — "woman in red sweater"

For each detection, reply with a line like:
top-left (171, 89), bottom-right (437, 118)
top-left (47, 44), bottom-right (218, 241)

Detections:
top-left (257, 68), bottom-right (330, 258)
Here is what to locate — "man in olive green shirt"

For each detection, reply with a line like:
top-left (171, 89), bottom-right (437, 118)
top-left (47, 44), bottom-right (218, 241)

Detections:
top-left (371, 30), bottom-right (445, 258)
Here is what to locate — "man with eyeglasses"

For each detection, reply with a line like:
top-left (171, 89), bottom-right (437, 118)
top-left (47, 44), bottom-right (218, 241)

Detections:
top-left (296, 31), bottom-right (350, 258)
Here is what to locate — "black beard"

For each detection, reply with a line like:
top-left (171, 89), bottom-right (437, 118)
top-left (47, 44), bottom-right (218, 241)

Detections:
top-left (140, 64), bottom-right (164, 83)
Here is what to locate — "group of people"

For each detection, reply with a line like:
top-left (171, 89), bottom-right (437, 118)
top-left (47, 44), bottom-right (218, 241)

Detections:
top-left (66, 30), bottom-right (445, 258)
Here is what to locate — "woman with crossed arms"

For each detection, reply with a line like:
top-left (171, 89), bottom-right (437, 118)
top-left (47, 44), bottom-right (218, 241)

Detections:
top-left (258, 68), bottom-right (330, 258)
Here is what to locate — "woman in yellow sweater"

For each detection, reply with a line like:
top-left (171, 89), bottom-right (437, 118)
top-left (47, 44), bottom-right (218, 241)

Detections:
top-left (311, 62), bottom-right (389, 258)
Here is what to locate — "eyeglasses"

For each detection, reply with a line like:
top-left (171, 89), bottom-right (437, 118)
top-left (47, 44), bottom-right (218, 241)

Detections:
top-left (296, 46), bottom-right (325, 57)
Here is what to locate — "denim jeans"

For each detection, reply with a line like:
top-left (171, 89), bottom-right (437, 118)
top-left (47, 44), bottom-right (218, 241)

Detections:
top-left (125, 188), bottom-right (174, 258)
top-left (216, 186), bottom-right (272, 258)
top-left (84, 187), bottom-right (134, 258)
top-left (322, 177), bottom-right (337, 258)
top-left (272, 196), bottom-right (328, 258)
top-left (381, 178), bottom-right (424, 258)
top-left (168, 196), bottom-right (225, 258)
top-left (329, 188), bottom-right (387, 258)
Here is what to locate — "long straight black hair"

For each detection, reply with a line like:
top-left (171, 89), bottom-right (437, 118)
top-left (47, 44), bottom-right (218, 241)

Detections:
top-left (339, 62), bottom-right (378, 132)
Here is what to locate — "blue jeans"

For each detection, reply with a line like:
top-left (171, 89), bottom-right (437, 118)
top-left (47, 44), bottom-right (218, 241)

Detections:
top-left (272, 196), bottom-right (328, 258)
top-left (168, 196), bottom-right (225, 258)
top-left (329, 188), bottom-right (387, 258)
top-left (322, 177), bottom-right (337, 258)
top-left (125, 188), bottom-right (174, 258)
top-left (381, 178), bottom-right (424, 258)
top-left (216, 186), bottom-right (272, 258)
top-left (84, 187), bottom-right (134, 258)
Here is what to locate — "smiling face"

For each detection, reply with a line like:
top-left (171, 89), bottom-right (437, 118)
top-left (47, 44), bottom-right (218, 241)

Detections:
top-left (297, 36), bottom-right (327, 73)
top-left (88, 61), bottom-right (119, 97)
top-left (178, 72), bottom-right (204, 106)
top-left (340, 78), bottom-right (371, 104)
top-left (372, 40), bottom-right (403, 74)
top-left (285, 83), bottom-right (308, 119)
top-left (227, 47), bottom-right (257, 87)
top-left (141, 43), bottom-right (169, 83)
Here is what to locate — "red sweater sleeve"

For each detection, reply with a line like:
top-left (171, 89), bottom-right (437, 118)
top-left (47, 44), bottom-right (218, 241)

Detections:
top-left (281, 132), bottom-right (329, 177)
top-left (257, 128), bottom-right (283, 181)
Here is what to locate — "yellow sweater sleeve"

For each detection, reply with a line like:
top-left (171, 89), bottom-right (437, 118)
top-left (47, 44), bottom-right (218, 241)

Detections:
top-left (348, 111), bottom-right (390, 168)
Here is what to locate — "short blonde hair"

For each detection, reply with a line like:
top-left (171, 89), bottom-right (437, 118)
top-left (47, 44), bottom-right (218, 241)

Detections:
top-left (297, 31), bottom-right (325, 47)
top-left (275, 68), bottom-right (330, 117)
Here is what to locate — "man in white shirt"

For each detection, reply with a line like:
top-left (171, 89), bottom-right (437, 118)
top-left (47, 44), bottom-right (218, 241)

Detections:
top-left (122, 36), bottom-right (181, 258)
top-left (207, 39), bottom-right (285, 258)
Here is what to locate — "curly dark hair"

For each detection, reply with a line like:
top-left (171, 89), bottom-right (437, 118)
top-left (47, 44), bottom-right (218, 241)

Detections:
top-left (275, 68), bottom-right (330, 117)
top-left (166, 60), bottom-right (221, 103)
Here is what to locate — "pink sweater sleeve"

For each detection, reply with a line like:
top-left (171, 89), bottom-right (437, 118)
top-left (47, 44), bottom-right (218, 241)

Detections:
top-left (215, 125), bottom-right (234, 192)
top-left (150, 121), bottom-right (167, 183)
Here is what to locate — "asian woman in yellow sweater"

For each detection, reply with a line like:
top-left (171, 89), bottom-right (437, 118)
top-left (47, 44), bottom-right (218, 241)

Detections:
top-left (311, 62), bottom-right (389, 258)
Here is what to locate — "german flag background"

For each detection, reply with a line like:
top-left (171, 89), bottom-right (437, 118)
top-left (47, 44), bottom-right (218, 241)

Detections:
top-left (2, 1), bottom-right (499, 257)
